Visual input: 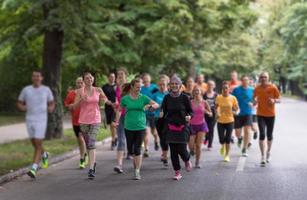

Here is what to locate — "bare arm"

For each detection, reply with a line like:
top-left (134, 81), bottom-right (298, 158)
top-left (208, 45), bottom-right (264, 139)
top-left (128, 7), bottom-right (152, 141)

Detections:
top-left (48, 101), bottom-right (55, 113)
top-left (17, 101), bottom-right (27, 112)
top-left (204, 100), bottom-right (212, 117)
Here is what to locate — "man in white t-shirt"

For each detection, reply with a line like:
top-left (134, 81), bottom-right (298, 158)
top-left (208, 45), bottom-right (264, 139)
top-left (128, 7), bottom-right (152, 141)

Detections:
top-left (17, 70), bottom-right (55, 178)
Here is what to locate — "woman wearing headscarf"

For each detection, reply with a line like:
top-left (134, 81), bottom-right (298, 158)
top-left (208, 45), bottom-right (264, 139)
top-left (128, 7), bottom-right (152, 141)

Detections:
top-left (160, 74), bottom-right (193, 180)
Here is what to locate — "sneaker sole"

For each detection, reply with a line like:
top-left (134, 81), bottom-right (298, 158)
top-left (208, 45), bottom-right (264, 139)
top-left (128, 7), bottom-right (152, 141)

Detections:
top-left (27, 171), bottom-right (36, 179)
top-left (114, 167), bottom-right (123, 174)
top-left (173, 176), bottom-right (182, 180)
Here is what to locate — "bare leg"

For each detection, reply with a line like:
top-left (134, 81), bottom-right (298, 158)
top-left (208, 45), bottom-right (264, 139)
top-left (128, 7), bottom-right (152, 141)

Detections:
top-left (88, 149), bottom-right (96, 169)
top-left (195, 132), bottom-right (205, 163)
top-left (243, 126), bottom-right (251, 150)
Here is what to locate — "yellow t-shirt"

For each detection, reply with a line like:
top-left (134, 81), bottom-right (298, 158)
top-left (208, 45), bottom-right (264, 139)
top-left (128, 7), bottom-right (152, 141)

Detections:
top-left (216, 94), bottom-right (238, 123)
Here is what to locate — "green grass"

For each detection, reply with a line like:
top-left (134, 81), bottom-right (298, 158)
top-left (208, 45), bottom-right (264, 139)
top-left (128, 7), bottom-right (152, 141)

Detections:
top-left (0, 113), bottom-right (24, 127)
top-left (0, 128), bottom-right (110, 176)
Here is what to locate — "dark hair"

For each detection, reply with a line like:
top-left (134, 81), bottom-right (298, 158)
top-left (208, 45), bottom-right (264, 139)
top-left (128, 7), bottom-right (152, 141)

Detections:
top-left (131, 78), bottom-right (142, 87)
top-left (121, 83), bottom-right (131, 97)
top-left (33, 69), bottom-right (43, 76)
top-left (82, 72), bottom-right (92, 80)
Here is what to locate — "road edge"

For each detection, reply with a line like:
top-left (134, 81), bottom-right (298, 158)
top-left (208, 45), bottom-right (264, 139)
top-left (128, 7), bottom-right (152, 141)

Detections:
top-left (0, 137), bottom-right (111, 185)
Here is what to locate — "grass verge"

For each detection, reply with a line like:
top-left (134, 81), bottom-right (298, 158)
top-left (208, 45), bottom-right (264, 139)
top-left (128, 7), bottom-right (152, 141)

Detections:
top-left (0, 128), bottom-right (110, 176)
top-left (0, 113), bottom-right (24, 127)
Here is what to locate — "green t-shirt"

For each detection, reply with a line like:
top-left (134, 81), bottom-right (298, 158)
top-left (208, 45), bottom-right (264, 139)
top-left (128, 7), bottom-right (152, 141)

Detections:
top-left (120, 94), bottom-right (151, 131)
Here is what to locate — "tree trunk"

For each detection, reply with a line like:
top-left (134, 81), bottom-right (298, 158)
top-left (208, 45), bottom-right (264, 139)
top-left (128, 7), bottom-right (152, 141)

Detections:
top-left (42, 0), bottom-right (64, 139)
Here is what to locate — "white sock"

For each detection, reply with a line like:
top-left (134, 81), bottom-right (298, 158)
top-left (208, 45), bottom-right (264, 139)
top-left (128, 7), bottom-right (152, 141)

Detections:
top-left (42, 152), bottom-right (48, 158)
top-left (31, 163), bottom-right (38, 171)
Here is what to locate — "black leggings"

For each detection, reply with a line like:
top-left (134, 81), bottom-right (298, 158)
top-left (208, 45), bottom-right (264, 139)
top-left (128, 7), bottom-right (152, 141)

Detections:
top-left (217, 122), bottom-right (234, 145)
top-left (125, 129), bottom-right (146, 156)
top-left (169, 143), bottom-right (190, 171)
top-left (155, 118), bottom-right (168, 151)
top-left (257, 116), bottom-right (275, 141)
top-left (205, 116), bottom-right (216, 148)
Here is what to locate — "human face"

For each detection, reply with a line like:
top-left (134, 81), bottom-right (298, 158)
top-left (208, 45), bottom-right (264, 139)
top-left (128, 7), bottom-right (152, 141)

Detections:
top-left (259, 73), bottom-right (269, 85)
top-left (231, 72), bottom-right (238, 81)
top-left (75, 78), bottom-right (84, 89)
top-left (197, 74), bottom-right (204, 84)
top-left (83, 74), bottom-right (94, 87)
top-left (32, 72), bottom-right (43, 87)
top-left (108, 73), bottom-right (115, 84)
top-left (132, 82), bottom-right (142, 94)
top-left (192, 87), bottom-right (202, 99)
top-left (222, 84), bottom-right (230, 95)
top-left (117, 70), bottom-right (126, 83)
top-left (241, 76), bottom-right (249, 87)
top-left (158, 79), bottom-right (167, 92)
top-left (170, 82), bottom-right (180, 93)
top-left (142, 75), bottom-right (151, 87)
top-left (186, 78), bottom-right (194, 89)
top-left (208, 81), bottom-right (216, 91)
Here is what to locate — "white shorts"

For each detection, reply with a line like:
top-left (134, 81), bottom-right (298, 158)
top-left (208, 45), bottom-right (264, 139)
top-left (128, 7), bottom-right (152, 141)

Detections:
top-left (26, 120), bottom-right (47, 139)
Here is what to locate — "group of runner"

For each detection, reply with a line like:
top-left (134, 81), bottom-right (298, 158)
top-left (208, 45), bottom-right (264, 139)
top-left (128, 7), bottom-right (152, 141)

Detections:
top-left (17, 68), bottom-right (280, 181)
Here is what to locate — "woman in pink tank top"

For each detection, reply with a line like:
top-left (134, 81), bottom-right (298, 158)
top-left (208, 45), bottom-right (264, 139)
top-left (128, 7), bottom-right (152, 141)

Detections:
top-left (189, 85), bottom-right (212, 168)
top-left (72, 72), bottom-right (109, 179)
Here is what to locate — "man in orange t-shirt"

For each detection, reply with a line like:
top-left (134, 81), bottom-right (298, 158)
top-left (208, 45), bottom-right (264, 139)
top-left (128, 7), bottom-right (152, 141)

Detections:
top-left (64, 77), bottom-right (87, 169)
top-left (253, 72), bottom-right (280, 166)
top-left (196, 74), bottom-right (208, 94)
top-left (229, 71), bottom-right (241, 93)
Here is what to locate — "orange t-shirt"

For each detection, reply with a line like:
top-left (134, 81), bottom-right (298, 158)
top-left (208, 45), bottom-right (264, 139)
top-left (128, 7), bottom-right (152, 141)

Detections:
top-left (64, 90), bottom-right (80, 126)
top-left (229, 80), bottom-right (241, 93)
top-left (254, 84), bottom-right (280, 117)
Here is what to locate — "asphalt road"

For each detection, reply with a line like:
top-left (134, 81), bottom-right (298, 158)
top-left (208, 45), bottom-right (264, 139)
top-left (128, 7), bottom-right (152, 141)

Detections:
top-left (0, 98), bottom-right (306, 200)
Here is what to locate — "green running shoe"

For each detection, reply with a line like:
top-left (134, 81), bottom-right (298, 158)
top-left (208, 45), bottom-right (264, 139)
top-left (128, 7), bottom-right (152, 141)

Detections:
top-left (41, 152), bottom-right (49, 169)
top-left (27, 168), bottom-right (36, 179)
top-left (79, 159), bottom-right (86, 169)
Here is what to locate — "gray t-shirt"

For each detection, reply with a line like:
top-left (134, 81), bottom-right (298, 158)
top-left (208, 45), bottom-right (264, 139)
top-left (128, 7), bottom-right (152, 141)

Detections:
top-left (18, 85), bottom-right (54, 121)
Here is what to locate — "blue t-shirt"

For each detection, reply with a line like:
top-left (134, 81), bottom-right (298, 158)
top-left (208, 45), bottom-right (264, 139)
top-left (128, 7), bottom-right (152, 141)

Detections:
top-left (232, 86), bottom-right (254, 116)
top-left (152, 90), bottom-right (168, 118)
top-left (141, 83), bottom-right (158, 116)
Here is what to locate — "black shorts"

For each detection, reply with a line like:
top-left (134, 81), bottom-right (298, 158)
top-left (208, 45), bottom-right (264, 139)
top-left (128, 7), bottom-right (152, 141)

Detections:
top-left (73, 125), bottom-right (81, 137)
top-left (104, 106), bottom-right (115, 125)
top-left (146, 115), bottom-right (156, 129)
top-left (234, 115), bottom-right (253, 129)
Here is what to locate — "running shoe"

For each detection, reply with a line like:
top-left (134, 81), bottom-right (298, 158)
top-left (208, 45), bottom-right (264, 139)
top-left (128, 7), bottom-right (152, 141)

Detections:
top-left (93, 162), bottom-right (97, 173)
top-left (162, 159), bottom-right (169, 167)
top-left (27, 168), bottom-right (36, 179)
top-left (134, 170), bottom-right (141, 180)
top-left (88, 169), bottom-right (95, 179)
top-left (260, 157), bottom-right (266, 166)
top-left (114, 166), bottom-right (124, 174)
top-left (154, 142), bottom-right (159, 151)
top-left (41, 152), bottom-right (49, 169)
top-left (242, 148), bottom-right (248, 157)
top-left (237, 137), bottom-right (243, 148)
top-left (79, 158), bottom-right (86, 169)
top-left (203, 140), bottom-right (208, 145)
top-left (266, 152), bottom-right (271, 163)
top-left (253, 131), bottom-right (258, 140)
top-left (220, 145), bottom-right (225, 157)
top-left (247, 142), bottom-right (252, 149)
top-left (224, 155), bottom-right (230, 162)
top-left (173, 171), bottom-right (182, 180)
top-left (185, 160), bottom-right (192, 172)
top-left (207, 147), bottom-right (212, 151)
top-left (190, 150), bottom-right (195, 156)
top-left (143, 150), bottom-right (149, 158)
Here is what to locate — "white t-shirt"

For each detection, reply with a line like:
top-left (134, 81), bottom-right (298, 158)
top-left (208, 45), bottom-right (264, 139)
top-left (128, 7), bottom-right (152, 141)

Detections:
top-left (18, 85), bottom-right (54, 122)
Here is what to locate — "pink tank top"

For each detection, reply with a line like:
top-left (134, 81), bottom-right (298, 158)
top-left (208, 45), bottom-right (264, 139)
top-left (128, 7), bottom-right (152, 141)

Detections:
top-left (78, 87), bottom-right (101, 124)
top-left (116, 85), bottom-right (126, 116)
top-left (190, 100), bottom-right (206, 125)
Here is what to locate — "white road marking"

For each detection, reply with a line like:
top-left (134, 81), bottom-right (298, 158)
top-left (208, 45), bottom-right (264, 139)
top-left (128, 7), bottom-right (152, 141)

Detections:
top-left (236, 156), bottom-right (247, 172)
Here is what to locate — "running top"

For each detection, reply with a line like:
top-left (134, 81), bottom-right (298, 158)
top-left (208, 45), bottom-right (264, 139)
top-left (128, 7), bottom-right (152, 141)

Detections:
top-left (64, 90), bottom-right (80, 126)
top-left (102, 83), bottom-right (116, 111)
top-left (116, 85), bottom-right (126, 116)
top-left (190, 100), bottom-right (206, 125)
top-left (152, 90), bottom-right (168, 118)
top-left (18, 85), bottom-right (54, 122)
top-left (229, 80), bottom-right (241, 93)
top-left (203, 92), bottom-right (218, 118)
top-left (141, 83), bottom-right (158, 116)
top-left (216, 94), bottom-right (239, 124)
top-left (120, 94), bottom-right (151, 131)
top-left (78, 87), bottom-right (101, 124)
top-left (197, 82), bottom-right (208, 93)
top-left (232, 86), bottom-right (254, 116)
top-left (254, 84), bottom-right (280, 117)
